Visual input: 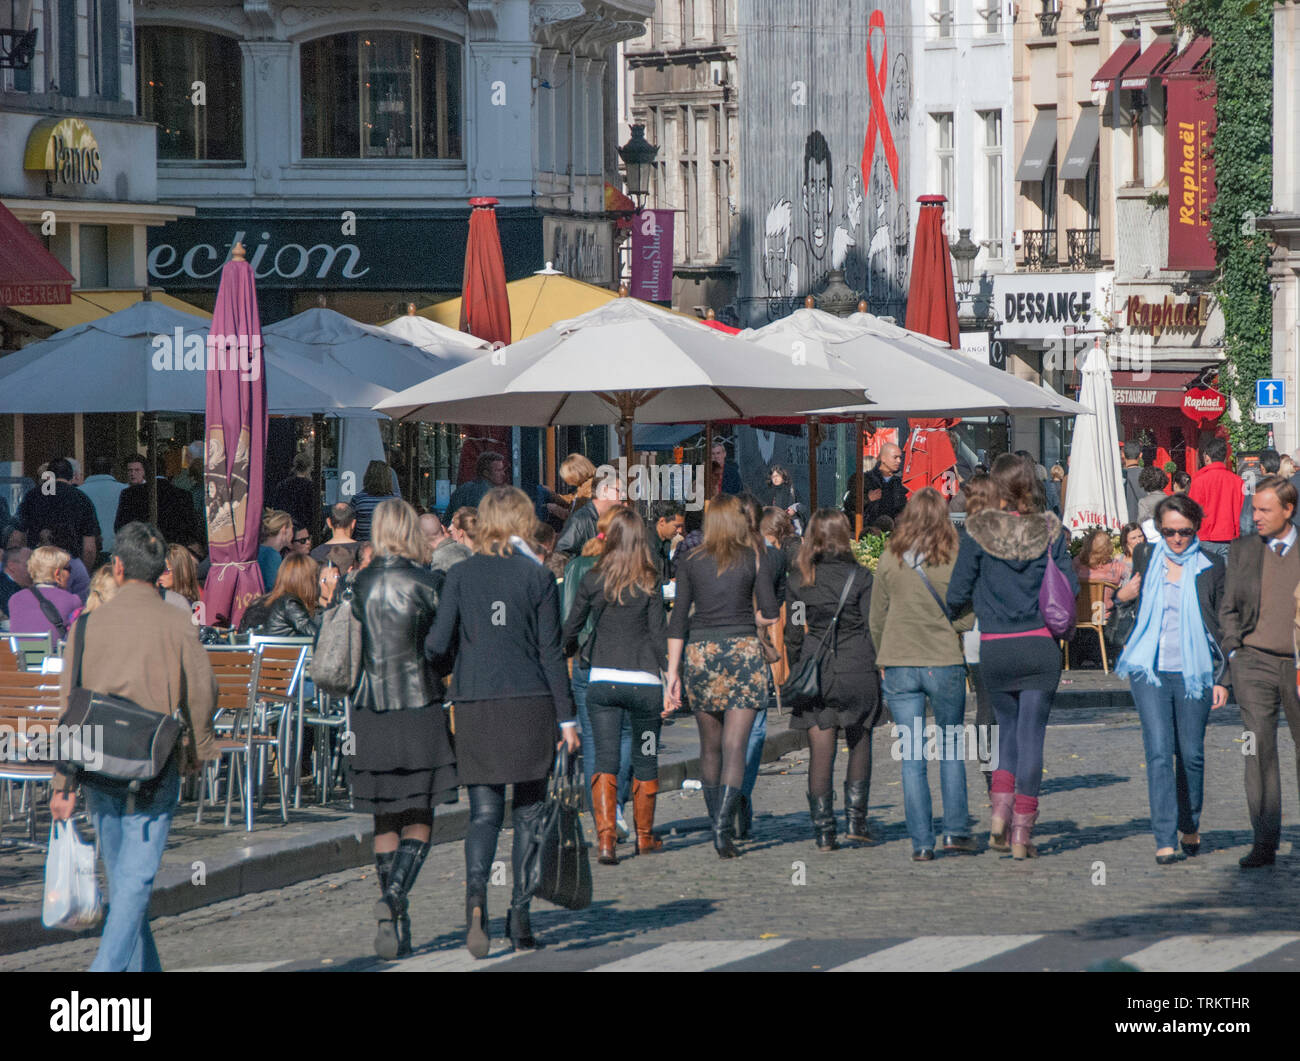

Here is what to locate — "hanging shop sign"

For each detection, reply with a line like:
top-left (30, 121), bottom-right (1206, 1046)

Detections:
top-left (1181, 385), bottom-right (1227, 425)
top-left (1165, 76), bottom-right (1217, 271)
top-left (629, 209), bottom-right (675, 302)
top-left (991, 272), bottom-right (1113, 341)
top-left (1123, 293), bottom-right (1211, 336)
top-left (23, 117), bottom-right (102, 186)
top-left (542, 216), bottom-right (616, 287)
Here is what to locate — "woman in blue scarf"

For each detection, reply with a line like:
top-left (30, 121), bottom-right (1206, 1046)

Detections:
top-left (1115, 494), bottom-right (1227, 865)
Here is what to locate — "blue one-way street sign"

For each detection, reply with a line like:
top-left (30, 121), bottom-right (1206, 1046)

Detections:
top-left (1257, 378), bottom-right (1285, 408)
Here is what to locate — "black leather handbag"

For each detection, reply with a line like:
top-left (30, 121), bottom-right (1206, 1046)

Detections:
top-left (524, 746), bottom-right (593, 911)
top-left (780, 570), bottom-right (856, 711)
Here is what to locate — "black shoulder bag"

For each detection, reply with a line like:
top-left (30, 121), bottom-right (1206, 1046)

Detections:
top-left (58, 614), bottom-right (183, 790)
top-left (780, 570), bottom-right (856, 711)
top-left (27, 585), bottom-right (69, 642)
top-left (522, 745), bottom-right (593, 911)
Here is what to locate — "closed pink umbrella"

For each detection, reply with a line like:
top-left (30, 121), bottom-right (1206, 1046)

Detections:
top-left (202, 243), bottom-right (268, 628)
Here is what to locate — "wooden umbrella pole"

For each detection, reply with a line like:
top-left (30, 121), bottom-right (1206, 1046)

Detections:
top-left (704, 420), bottom-right (714, 502)
top-left (807, 416), bottom-right (819, 512)
top-left (312, 414), bottom-right (324, 533)
top-left (147, 413), bottom-right (159, 528)
top-left (545, 426), bottom-right (557, 492)
top-left (855, 413), bottom-right (866, 538)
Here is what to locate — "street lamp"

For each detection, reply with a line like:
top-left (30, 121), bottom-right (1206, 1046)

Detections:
top-left (618, 124), bottom-right (659, 207)
top-left (817, 269), bottom-right (860, 318)
top-left (949, 228), bottom-right (980, 301)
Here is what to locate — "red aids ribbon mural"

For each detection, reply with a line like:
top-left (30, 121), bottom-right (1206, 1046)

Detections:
top-left (862, 9), bottom-right (900, 191)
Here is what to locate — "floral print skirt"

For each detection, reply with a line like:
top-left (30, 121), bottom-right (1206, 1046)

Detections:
top-left (683, 634), bottom-right (773, 713)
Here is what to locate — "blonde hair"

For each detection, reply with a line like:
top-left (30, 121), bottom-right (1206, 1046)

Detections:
top-left (261, 509), bottom-right (292, 541)
top-left (560, 453), bottom-right (597, 489)
top-left (475, 487), bottom-right (537, 556)
top-left (84, 567), bottom-right (119, 613)
top-left (28, 545), bottom-right (70, 585)
top-left (370, 499), bottom-right (426, 562)
top-left (580, 506), bottom-right (621, 558)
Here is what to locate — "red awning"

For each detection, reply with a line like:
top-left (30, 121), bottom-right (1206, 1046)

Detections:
top-left (1120, 37), bottom-right (1175, 90)
top-left (1111, 370), bottom-right (1195, 409)
top-left (1162, 36), bottom-right (1212, 80)
top-left (1091, 39), bottom-right (1141, 92)
top-left (0, 201), bottom-right (73, 306)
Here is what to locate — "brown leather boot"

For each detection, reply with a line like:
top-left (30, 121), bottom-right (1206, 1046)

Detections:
top-left (591, 773), bottom-right (619, 865)
top-left (632, 778), bottom-right (663, 854)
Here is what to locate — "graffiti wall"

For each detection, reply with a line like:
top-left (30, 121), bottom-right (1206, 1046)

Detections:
top-left (738, 0), bottom-right (913, 328)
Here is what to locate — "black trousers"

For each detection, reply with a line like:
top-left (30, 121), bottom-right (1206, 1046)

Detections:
top-left (464, 779), bottom-right (547, 906)
top-left (587, 681), bottom-right (662, 781)
top-left (1229, 647), bottom-right (1300, 848)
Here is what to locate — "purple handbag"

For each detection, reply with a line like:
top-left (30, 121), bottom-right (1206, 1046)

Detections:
top-left (1038, 551), bottom-right (1076, 639)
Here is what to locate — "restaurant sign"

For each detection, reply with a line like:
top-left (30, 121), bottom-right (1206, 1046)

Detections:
top-left (1182, 385), bottom-right (1227, 425)
top-left (1165, 76), bottom-right (1217, 271)
top-left (23, 117), bottom-right (102, 186)
top-left (1123, 293), bottom-right (1211, 336)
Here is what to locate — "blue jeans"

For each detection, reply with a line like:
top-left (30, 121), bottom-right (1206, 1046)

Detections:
top-left (86, 762), bottom-right (181, 972)
top-left (742, 707), bottom-right (767, 801)
top-left (573, 666), bottom-right (632, 807)
top-left (882, 665), bottom-right (970, 852)
top-left (1130, 671), bottom-right (1212, 851)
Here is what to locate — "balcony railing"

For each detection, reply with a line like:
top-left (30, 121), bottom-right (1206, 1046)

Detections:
top-left (1022, 229), bottom-right (1059, 270)
top-left (1079, 4), bottom-right (1103, 32)
top-left (1038, 1), bottom-right (1061, 35)
top-left (1067, 227), bottom-right (1102, 269)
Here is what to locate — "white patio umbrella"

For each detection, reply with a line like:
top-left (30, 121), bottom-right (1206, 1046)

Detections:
top-left (375, 298), bottom-right (867, 455)
top-left (742, 308), bottom-right (1089, 418)
top-left (1062, 341), bottom-right (1126, 536)
top-left (378, 306), bottom-right (494, 355)
top-left (0, 301), bottom-right (391, 416)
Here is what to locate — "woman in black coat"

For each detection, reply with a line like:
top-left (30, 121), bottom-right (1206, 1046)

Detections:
top-left (350, 499), bottom-right (455, 960)
top-left (562, 508), bottom-right (668, 865)
top-left (425, 486), bottom-right (579, 958)
top-left (784, 510), bottom-right (882, 851)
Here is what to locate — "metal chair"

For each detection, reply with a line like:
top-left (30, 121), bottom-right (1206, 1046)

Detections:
top-left (8, 633), bottom-right (52, 671)
top-left (0, 706), bottom-right (58, 845)
top-left (247, 638), bottom-right (309, 816)
top-left (248, 635), bottom-right (314, 808)
top-left (199, 648), bottom-right (262, 830)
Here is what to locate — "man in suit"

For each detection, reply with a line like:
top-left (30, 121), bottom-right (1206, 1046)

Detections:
top-left (49, 522), bottom-right (217, 970)
top-left (1220, 475), bottom-right (1300, 868)
top-left (114, 456), bottom-right (201, 546)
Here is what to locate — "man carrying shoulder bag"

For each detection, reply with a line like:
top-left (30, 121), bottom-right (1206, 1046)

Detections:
top-left (49, 522), bottom-right (217, 972)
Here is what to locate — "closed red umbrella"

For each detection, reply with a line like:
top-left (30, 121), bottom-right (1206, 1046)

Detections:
top-left (456, 197), bottom-right (513, 484)
top-left (202, 243), bottom-right (267, 628)
top-left (903, 195), bottom-right (961, 498)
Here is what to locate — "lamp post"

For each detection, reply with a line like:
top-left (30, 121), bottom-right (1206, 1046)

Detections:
top-left (817, 268), bottom-right (860, 318)
top-left (949, 228), bottom-right (980, 302)
top-left (618, 124), bottom-right (659, 208)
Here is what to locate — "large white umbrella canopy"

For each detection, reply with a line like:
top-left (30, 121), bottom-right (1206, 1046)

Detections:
top-left (741, 308), bottom-right (1089, 419)
top-left (377, 310), bottom-right (494, 355)
top-left (375, 299), bottom-right (867, 447)
top-left (0, 301), bottom-right (391, 416)
top-left (1062, 341), bottom-right (1126, 535)
top-left (264, 307), bottom-right (475, 393)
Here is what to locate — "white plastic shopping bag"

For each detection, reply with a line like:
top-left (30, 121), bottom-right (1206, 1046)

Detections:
top-left (42, 820), bottom-right (103, 930)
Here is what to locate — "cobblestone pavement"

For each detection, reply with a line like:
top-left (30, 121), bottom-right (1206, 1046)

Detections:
top-left (5, 704), bottom-right (1300, 972)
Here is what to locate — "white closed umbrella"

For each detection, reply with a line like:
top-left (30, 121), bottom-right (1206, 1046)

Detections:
top-left (0, 301), bottom-right (391, 416)
top-left (375, 298), bottom-right (866, 454)
top-left (1062, 341), bottom-right (1125, 535)
top-left (378, 306), bottom-right (494, 355)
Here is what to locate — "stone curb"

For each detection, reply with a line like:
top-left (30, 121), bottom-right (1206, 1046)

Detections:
top-left (0, 723), bottom-right (808, 957)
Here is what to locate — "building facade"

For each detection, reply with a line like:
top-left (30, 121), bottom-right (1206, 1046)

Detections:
top-left (621, 0), bottom-right (738, 317)
top-left (137, 0), bottom-right (650, 322)
top-left (0, 0), bottom-right (194, 480)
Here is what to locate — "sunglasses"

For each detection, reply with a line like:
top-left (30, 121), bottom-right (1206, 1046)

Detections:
top-left (293, 536), bottom-right (311, 545)
top-left (1160, 528), bottom-right (1195, 539)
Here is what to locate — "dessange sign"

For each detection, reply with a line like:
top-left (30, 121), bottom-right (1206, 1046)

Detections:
top-left (992, 272), bottom-right (1114, 341)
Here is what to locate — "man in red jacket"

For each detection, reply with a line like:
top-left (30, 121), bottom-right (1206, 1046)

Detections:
top-left (1188, 436), bottom-right (1244, 560)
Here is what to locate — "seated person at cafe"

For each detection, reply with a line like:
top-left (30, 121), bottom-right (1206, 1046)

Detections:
top-left (6, 545), bottom-right (81, 640)
top-left (1072, 528), bottom-right (1127, 622)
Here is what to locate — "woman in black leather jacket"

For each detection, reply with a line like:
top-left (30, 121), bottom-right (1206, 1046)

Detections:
top-left (350, 499), bottom-right (456, 960)
top-left (259, 553), bottom-right (326, 637)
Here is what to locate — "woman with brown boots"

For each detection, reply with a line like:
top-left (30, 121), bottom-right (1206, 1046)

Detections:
top-left (562, 508), bottom-right (670, 863)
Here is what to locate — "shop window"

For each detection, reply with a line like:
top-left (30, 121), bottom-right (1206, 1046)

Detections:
top-left (301, 31), bottom-right (462, 160)
top-left (79, 225), bottom-right (109, 288)
top-left (979, 110), bottom-right (1004, 259)
top-left (137, 26), bottom-right (244, 160)
top-left (932, 112), bottom-right (954, 211)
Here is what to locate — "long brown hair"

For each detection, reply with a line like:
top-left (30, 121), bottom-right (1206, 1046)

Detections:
top-left (593, 508), bottom-right (659, 604)
top-left (761, 507), bottom-right (795, 546)
top-left (1080, 528), bottom-right (1113, 567)
top-left (890, 487), bottom-right (957, 565)
top-left (264, 552), bottom-right (320, 615)
top-left (795, 509), bottom-right (853, 586)
top-left (991, 453), bottom-right (1040, 514)
top-left (961, 474), bottom-right (999, 518)
top-left (580, 506), bottom-right (621, 558)
top-left (165, 543), bottom-right (201, 604)
top-left (701, 493), bottom-right (760, 574)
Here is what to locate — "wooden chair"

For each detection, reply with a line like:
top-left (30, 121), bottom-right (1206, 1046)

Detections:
top-left (0, 669), bottom-right (63, 710)
top-left (249, 634), bottom-right (316, 808)
top-left (0, 641), bottom-right (21, 671)
top-left (248, 639), bottom-right (309, 818)
top-left (1064, 581), bottom-right (1114, 674)
top-left (198, 647), bottom-right (261, 830)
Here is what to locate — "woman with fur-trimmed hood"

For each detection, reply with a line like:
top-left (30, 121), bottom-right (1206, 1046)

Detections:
top-left (946, 454), bottom-right (1078, 860)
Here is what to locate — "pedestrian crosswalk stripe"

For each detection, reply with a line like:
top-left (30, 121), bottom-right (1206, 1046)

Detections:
top-left (379, 945), bottom-right (521, 972)
top-left (586, 939), bottom-right (791, 972)
top-left (828, 935), bottom-right (1044, 972)
top-left (1121, 933), bottom-right (1300, 972)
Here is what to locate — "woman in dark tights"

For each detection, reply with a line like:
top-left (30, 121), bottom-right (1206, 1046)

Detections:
top-left (425, 487), bottom-right (578, 957)
top-left (947, 454), bottom-right (1077, 859)
top-left (665, 494), bottom-right (780, 858)
top-left (349, 500), bottom-right (456, 959)
top-left (786, 510), bottom-right (882, 851)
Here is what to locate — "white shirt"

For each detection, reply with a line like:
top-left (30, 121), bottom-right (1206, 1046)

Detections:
top-left (80, 474), bottom-right (126, 551)
top-left (1267, 524), bottom-right (1298, 556)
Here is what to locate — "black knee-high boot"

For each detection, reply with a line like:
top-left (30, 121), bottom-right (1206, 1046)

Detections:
top-left (373, 851), bottom-right (398, 958)
top-left (507, 801), bottom-right (545, 950)
top-left (377, 838), bottom-right (430, 959)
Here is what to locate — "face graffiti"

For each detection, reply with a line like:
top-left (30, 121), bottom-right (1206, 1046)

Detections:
top-left (801, 131), bottom-right (834, 260)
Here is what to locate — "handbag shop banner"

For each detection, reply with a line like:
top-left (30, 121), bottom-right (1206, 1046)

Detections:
top-left (991, 271), bottom-right (1115, 342)
top-left (147, 214), bottom-right (545, 289)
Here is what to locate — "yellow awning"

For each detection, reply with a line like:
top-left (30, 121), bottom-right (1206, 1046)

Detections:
top-left (413, 274), bottom-right (697, 342)
top-left (12, 289), bottom-right (212, 331)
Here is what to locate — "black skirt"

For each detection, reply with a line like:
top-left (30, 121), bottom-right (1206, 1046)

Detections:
top-left (453, 695), bottom-right (558, 787)
top-left (979, 634), bottom-right (1063, 694)
top-left (789, 665), bottom-right (884, 731)
top-left (348, 704), bottom-right (458, 814)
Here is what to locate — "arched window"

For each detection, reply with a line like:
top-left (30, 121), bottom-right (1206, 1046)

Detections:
top-left (301, 31), bottom-right (462, 159)
top-left (137, 26), bottom-right (244, 161)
